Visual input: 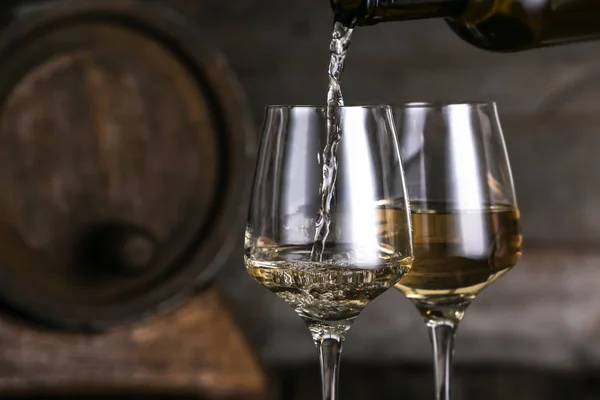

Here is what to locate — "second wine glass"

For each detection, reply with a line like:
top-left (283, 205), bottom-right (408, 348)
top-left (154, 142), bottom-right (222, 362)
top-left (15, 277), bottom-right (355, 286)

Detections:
top-left (393, 102), bottom-right (523, 400)
top-left (245, 105), bottom-right (413, 400)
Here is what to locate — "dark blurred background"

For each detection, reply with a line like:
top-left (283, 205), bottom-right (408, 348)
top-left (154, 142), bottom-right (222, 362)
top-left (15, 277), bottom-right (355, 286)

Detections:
top-left (1, 0), bottom-right (600, 399)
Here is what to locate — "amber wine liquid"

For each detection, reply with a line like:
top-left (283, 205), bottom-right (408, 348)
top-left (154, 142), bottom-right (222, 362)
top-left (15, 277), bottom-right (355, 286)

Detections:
top-left (247, 200), bottom-right (412, 323)
top-left (396, 203), bottom-right (522, 305)
top-left (247, 252), bottom-right (411, 324)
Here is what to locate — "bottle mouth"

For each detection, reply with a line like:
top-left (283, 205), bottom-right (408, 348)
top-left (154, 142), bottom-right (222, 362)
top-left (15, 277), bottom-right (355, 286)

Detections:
top-left (333, 0), bottom-right (468, 26)
top-left (330, 0), bottom-right (378, 27)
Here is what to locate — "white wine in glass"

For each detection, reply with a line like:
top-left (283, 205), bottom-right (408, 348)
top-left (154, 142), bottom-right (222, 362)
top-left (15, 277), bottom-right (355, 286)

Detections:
top-left (245, 105), bottom-right (413, 400)
top-left (393, 102), bottom-right (522, 400)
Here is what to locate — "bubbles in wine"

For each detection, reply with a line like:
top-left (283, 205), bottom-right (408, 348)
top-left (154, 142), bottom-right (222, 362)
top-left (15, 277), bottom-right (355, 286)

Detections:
top-left (246, 257), bottom-right (410, 323)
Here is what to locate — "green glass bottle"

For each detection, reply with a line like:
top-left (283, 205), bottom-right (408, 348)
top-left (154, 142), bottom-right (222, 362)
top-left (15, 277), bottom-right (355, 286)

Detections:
top-left (331, 0), bottom-right (600, 52)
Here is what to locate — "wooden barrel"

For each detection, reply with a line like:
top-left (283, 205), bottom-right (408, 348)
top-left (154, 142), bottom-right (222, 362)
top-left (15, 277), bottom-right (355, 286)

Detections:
top-left (0, 0), bottom-right (255, 332)
top-left (0, 1), bottom-right (268, 398)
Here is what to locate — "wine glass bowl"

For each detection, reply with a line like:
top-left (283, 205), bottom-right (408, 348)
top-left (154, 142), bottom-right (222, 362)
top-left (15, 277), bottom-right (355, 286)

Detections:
top-left (244, 105), bottom-right (413, 400)
top-left (392, 101), bottom-right (522, 399)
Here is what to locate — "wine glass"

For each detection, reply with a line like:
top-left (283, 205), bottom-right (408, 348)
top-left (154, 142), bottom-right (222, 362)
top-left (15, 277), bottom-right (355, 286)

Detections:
top-left (245, 105), bottom-right (413, 400)
top-left (392, 102), bottom-right (523, 400)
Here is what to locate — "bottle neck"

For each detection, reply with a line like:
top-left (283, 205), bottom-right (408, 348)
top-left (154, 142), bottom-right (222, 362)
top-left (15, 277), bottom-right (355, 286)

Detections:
top-left (331, 0), bottom-right (467, 26)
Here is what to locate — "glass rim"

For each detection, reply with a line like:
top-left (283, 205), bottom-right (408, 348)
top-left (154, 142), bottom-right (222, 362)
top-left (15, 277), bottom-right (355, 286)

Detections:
top-left (264, 104), bottom-right (393, 110)
top-left (391, 101), bottom-right (497, 109)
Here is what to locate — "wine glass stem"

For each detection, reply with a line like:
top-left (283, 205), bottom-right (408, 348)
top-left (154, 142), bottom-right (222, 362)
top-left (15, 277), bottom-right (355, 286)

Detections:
top-left (428, 320), bottom-right (457, 400)
top-left (317, 336), bottom-right (344, 400)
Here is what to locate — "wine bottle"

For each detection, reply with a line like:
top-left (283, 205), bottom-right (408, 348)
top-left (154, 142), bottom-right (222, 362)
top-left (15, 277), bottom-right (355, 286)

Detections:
top-left (330, 0), bottom-right (600, 52)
